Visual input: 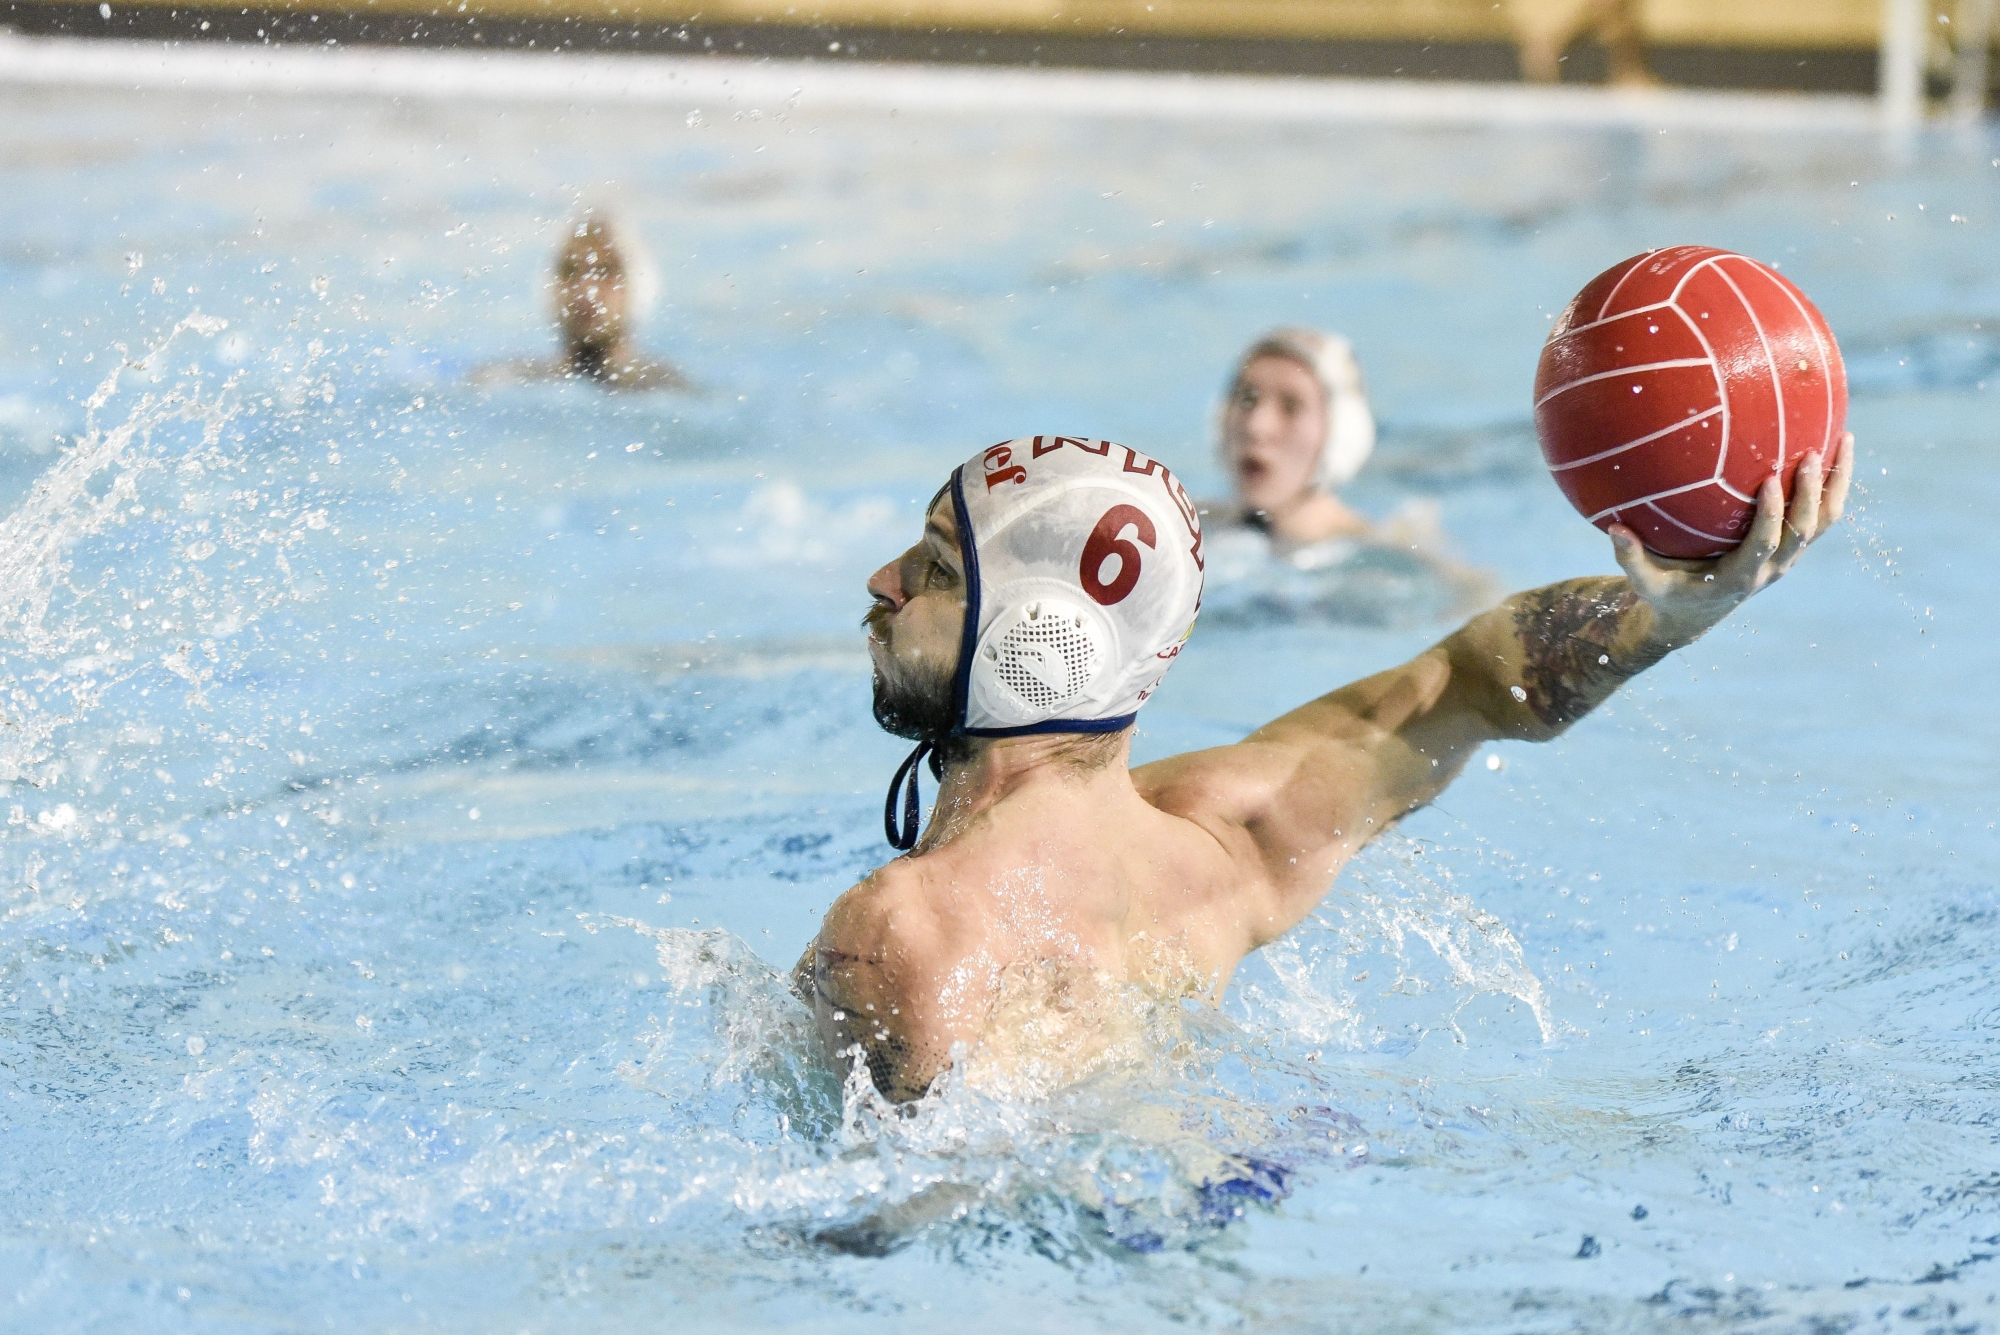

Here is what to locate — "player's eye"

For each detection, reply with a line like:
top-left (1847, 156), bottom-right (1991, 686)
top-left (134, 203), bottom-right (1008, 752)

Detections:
top-left (926, 560), bottom-right (952, 588)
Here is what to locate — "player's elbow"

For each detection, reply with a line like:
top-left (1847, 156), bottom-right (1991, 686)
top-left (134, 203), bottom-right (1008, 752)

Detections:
top-left (1426, 634), bottom-right (1529, 743)
top-left (1450, 664), bottom-right (1565, 743)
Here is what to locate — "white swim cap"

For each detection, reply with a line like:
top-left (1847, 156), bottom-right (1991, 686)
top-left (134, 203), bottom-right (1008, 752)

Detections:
top-left (884, 436), bottom-right (1205, 848)
top-left (1219, 328), bottom-right (1376, 490)
top-left (951, 436), bottom-right (1205, 734)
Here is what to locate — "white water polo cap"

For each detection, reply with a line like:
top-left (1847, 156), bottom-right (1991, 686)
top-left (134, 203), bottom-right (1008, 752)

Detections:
top-left (951, 436), bottom-right (1205, 736)
top-left (883, 436), bottom-right (1205, 849)
top-left (1222, 327), bottom-right (1376, 490)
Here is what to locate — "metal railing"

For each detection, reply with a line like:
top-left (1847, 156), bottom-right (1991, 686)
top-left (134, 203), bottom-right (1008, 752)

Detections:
top-left (1948, 0), bottom-right (1996, 120)
top-left (32, 0), bottom-right (1999, 120)
top-left (1883, 0), bottom-right (1996, 124)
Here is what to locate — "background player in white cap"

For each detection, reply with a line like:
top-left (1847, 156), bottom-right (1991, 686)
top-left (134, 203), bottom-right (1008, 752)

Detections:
top-left (1208, 328), bottom-right (1494, 615)
top-left (796, 430), bottom-right (1852, 1102)
top-left (1212, 327), bottom-right (1379, 545)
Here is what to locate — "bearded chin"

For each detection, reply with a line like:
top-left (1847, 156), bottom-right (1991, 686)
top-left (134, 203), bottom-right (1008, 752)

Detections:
top-left (871, 661), bottom-right (955, 743)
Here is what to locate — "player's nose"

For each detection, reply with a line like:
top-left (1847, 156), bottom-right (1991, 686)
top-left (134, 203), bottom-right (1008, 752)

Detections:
top-left (867, 558), bottom-right (905, 610)
top-left (1243, 400), bottom-right (1283, 443)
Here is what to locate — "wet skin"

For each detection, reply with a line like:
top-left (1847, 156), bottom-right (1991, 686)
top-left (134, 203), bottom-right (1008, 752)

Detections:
top-left (796, 436), bottom-right (1856, 1102)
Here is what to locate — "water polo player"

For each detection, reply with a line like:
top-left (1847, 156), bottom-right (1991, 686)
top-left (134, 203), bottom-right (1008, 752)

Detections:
top-left (1206, 328), bottom-right (1493, 616)
top-left (794, 431), bottom-right (1853, 1102)
top-left (1213, 327), bottom-right (1378, 544)
top-left (470, 214), bottom-right (689, 392)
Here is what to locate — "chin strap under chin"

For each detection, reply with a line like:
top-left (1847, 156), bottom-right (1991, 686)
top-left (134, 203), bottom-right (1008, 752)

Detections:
top-left (883, 738), bottom-right (944, 851)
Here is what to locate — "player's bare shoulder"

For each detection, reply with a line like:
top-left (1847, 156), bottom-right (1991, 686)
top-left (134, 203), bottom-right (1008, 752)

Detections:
top-left (815, 862), bottom-right (942, 974)
top-left (800, 863), bottom-right (962, 1100)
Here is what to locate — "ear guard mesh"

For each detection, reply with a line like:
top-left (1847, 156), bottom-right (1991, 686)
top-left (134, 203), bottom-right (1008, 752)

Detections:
top-left (974, 595), bottom-right (1109, 721)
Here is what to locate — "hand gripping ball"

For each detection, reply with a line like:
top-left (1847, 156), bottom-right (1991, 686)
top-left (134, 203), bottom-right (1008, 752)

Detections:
top-left (1533, 246), bottom-right (1847, 559)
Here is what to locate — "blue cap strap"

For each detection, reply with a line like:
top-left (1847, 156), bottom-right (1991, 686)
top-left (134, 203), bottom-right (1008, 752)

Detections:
top-left (884, 738), bottom-right (937, 851)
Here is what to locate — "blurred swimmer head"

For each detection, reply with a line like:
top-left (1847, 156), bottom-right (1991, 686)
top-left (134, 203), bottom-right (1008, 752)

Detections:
top-left (869, 439), bottom-right (1204, 846)
top-left (1219, 328), bottom-right (1375, 513)
top-left (550, 214), bottom-right (654, 353)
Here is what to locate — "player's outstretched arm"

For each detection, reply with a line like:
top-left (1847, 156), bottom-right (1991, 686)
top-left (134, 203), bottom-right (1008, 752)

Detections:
top-left (1457, 434), bottom-right (1849, 744)
top-left (1147, 435), bottom-right (1851, 944)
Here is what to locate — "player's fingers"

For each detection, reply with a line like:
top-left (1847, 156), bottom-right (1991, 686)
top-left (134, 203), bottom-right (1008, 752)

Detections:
top-left (1721, 475), bottom-right (1786, 586)
top-left (1775, 453), bottom-right (1823, 571)
top-left (1609, 525), bottom-right (1669, 599)
top-left (1818, 431), bottom-right (1855, 531)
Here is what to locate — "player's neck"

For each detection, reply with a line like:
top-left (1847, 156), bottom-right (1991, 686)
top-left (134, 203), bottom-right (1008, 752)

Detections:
top-left (1253, 488), bottom-right (1369, 545)
top-left (566, 337), bottom-right (628, 378)
top-left (919, 733), bottom-right (1135, 850)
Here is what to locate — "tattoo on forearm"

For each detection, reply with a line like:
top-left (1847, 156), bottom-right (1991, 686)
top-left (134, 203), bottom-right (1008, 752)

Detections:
top-left (1512, 583), bottom-right (1672, 728)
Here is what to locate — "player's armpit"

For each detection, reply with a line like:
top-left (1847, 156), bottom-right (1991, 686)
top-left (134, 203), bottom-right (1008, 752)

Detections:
top-left (1135, 649), bottom-right (1493, 939)
top-left (1161, 576), bottom-right (1675, 935)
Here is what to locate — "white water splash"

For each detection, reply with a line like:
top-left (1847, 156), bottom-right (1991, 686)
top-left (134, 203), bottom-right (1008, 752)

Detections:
top-left (588, 914), bottom-right (822, 1089)
top-left (572, 914), bottom-right (1343, 1252)
top-left (0, 316), bottom-right (327, 794)
top-left (1242, 834), bottom-right (1556, 1047)
top-left (0, 316), bottom-right (229, 781)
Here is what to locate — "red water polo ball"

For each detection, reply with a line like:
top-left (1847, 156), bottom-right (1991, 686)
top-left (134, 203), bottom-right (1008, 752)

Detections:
top-left (1533, 246), bottom-right (1847, 559)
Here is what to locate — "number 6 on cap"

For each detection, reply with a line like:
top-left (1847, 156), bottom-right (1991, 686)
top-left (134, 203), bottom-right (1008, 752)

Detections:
top-left (1081, 505), bottom-right (1157, 606)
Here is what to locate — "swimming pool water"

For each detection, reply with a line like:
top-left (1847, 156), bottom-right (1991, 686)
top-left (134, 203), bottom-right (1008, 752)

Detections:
top-left (1, 65), bottom-right (1998, 1333)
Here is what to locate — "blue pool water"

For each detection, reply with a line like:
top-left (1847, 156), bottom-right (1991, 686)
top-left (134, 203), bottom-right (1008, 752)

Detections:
top-left (1, 65), bottom-right (1998, 1332)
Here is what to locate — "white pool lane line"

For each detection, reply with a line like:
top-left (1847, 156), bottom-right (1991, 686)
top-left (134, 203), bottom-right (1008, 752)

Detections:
top-left (0, 28), bottom-right (1881, 132)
